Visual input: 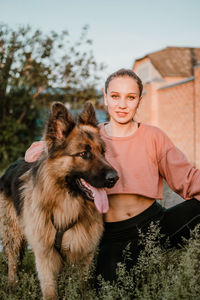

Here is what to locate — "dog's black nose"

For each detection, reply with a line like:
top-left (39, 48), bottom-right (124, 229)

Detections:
top-left (105, 170), bottom-right (119, 188)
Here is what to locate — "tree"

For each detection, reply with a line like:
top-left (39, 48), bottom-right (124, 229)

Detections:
top-left (0, 23), bottom-right (105, 170)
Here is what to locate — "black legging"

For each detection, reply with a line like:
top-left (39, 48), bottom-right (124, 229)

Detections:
top-left (95, 199), bottom-right (200, 282)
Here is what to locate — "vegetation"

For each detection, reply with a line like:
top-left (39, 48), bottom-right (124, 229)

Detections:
top-left (0, 23), bottom-right (105, 170)
top-left (0, 223), bottom-right (200, 299)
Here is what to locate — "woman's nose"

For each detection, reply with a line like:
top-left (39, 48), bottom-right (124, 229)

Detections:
top-left (118, 97), bottom-right (126, 108)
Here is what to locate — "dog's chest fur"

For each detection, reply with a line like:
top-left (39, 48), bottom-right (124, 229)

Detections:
top-left (21, 180), bottom-right (103, 262)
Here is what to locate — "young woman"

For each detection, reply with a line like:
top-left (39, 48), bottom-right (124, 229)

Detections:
top-left (25, 69), bottom-right (200, 283)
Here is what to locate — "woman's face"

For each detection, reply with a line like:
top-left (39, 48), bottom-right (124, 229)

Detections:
top-left (104, 76), bottom-right (142, 125)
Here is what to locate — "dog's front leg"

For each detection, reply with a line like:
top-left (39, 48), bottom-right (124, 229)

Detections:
top-left (78, 251), bottom-right (95, 283)
top-left (34, 248), bottom-right (62, 300)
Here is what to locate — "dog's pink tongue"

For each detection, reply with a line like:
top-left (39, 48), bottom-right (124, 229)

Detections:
top-left (89, 185), bottom-right (109, 213)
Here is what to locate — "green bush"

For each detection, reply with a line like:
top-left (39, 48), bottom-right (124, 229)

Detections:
top-left (0, 224), bottom-right (200, 299)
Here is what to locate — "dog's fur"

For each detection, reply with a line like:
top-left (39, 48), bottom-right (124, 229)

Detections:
top-left (0, 102), bottom-right (118, 299)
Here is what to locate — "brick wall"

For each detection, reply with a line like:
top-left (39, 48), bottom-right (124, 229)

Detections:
top-left (135, 83), bottom-right (153, 124)
top-left (157, 79), bottom-right (195, 165)
top-left (136, 67), bottom-right (200, 168)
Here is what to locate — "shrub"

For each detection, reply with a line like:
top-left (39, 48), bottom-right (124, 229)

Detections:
top-left (1, 224), bottom-right (200, 299)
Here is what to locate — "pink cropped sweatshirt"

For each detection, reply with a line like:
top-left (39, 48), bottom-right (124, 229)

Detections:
top-left (25, 123), bottom-right (200, 201)
top-left (99, 123), bottom-right (200, 201)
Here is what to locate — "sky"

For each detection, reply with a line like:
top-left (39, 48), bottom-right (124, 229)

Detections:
top-left (1, 0), bottom-right (200, 85)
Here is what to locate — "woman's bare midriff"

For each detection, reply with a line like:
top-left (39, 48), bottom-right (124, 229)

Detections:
top-left (104, 194), bottom-right (155, 222)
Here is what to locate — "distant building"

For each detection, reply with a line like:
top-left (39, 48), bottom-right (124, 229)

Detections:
top-left (133, 47), bottom-right (200, 168)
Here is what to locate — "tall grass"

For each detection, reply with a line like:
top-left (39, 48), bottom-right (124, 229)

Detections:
top-left (1, 223), bottom-right (200, 300)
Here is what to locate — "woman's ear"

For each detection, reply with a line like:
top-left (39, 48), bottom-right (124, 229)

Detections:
top-left (137, 95), bottom-right (143, 108)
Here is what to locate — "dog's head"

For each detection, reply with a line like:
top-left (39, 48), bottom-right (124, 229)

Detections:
top-left (44, 101), bottom-right (118, 213)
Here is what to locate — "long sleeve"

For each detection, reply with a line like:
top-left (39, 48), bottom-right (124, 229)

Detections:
top-left (158, 146), bottom-right (200, 201)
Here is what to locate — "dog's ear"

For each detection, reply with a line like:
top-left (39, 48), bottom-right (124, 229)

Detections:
top-left (45, 102), bottom-right (75, 147)
top-left (78, 101), bottom-right (98, 128)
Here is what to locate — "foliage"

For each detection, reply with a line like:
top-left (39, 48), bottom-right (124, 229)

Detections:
top-left (0, 23), bottom-right (105, 170)
top-left (0, 224), bottom-right (200, 299)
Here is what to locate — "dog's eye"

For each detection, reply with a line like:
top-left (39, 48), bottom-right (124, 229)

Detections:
top-left (78, 151), bottom-right (93, 159)
top-left (101, 147), bottom-right (105, 155)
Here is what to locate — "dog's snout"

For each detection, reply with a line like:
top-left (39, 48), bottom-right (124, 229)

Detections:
top-left (105, 170), bottom-right (119, 188)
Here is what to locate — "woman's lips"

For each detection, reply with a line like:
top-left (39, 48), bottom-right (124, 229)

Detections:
top-left (116, 111), bottom-right (128, 117)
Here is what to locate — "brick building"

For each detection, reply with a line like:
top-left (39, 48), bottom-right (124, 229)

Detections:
top-left (133, 47), bottom-right (200, 168)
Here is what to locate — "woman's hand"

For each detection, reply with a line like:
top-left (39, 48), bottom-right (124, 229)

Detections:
top-left (25, 141), bottom-right (45, 162)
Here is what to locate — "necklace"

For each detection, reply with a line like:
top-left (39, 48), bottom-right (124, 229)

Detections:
top-left (105, 121), bottom-right (138, 137)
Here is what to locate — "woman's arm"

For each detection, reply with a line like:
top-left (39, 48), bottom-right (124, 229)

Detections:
top-left (158, 145), bottom-right (200, 201)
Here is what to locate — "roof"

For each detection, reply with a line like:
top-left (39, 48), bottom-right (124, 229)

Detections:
top-left (134, 47), bottom-right (200, 77)
top-left (158, 76), bottom-right (194, 90)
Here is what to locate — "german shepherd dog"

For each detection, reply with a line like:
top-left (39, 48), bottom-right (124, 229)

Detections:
top-left (0, 102), bottom-right (118, 299)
